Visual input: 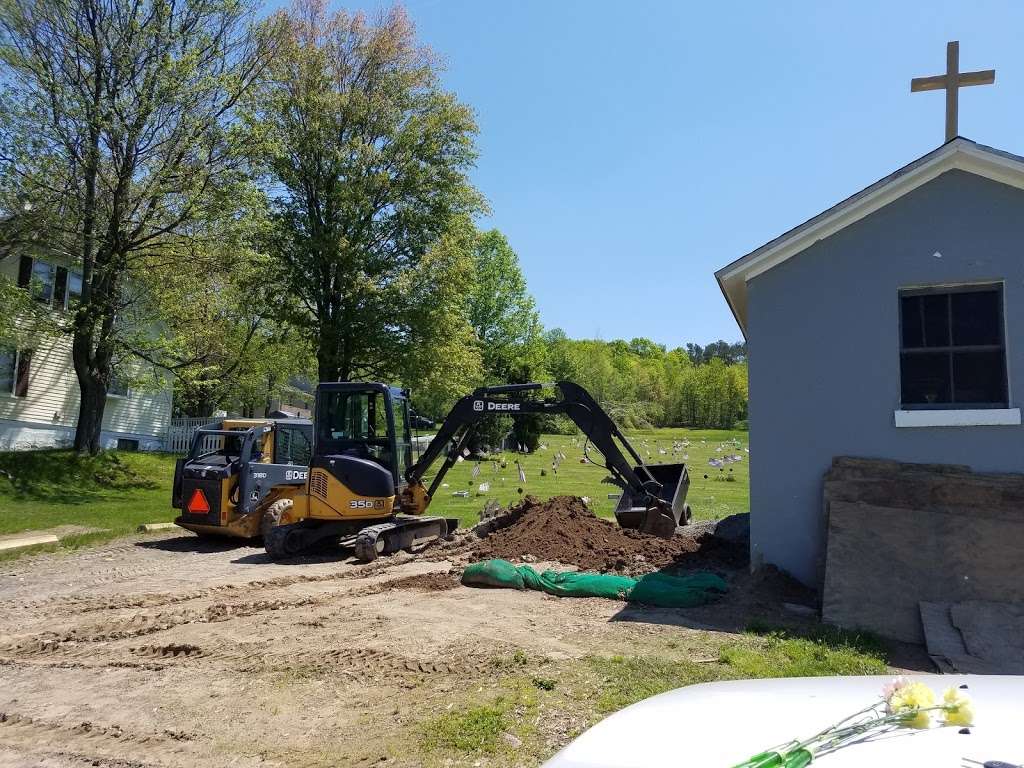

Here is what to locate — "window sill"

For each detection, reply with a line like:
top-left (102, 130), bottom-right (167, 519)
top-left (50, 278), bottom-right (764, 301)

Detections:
top-left (894, 408), bottom-right (1021, 427)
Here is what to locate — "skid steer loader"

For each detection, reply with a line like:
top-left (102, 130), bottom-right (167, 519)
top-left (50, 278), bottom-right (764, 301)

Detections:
top-left (253, 380), bottom-right (691, 561)
top-left (172, 418), bottom-right (313, 540)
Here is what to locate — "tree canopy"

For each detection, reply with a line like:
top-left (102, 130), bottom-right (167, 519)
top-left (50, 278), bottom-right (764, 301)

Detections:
top-left (251, 0), bottom-right (483, 386)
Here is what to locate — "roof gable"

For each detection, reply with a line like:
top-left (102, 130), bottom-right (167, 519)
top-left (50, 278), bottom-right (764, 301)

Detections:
top-left (716, 138), bottom-right (1024, 336)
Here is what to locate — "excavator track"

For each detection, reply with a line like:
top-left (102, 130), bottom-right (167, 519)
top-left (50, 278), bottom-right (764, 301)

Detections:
top-left (352, 517), bottom-right (455, 563)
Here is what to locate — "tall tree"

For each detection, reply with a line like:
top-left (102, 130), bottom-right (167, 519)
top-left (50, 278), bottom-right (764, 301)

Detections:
top-left (252, 0), bottom-right (482, 383)
top-left (0, 0), bottom-right (275, 452)
top-left (465, 228), bottom-right (543, 382)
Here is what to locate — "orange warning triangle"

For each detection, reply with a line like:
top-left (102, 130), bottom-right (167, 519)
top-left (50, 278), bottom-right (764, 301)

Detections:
top-left (187, 488), bottom-right (211, 514)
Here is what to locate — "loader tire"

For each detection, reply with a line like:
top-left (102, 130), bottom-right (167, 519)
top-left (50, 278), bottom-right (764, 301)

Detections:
top-left (263, 499), bottom-right (301, 560)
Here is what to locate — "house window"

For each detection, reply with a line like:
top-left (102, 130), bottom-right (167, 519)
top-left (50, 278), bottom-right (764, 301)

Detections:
top-left (66, 271), bottom-right (83, 309)
top-left (0, 348), bottom-right (31, 397)
top-left (30, 260), bottom-right (55, 305)
top-left (0, 349), bottom-right (15, 394)
top-left (899, 284), bottom-right (1007, 408)
top-left (108, 375), bottom-right (129, 398)
top-left (116, 438), bottom-right (139, 451)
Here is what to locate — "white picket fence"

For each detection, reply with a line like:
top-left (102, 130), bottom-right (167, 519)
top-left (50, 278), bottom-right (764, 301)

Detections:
top-left (165, 418), bottom-right (436, 457)
top-left (164, 417), bottom-right (217, 454)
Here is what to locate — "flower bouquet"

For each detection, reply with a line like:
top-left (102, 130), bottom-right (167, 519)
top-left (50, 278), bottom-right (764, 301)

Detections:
top-left (730, 677), bottom-right (975, 767)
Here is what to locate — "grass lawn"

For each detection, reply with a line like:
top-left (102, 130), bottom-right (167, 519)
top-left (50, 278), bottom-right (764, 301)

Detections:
top-left (0, 449), bottom-right (178, 557)
top-left (0, 427), bottom-right (748, 557)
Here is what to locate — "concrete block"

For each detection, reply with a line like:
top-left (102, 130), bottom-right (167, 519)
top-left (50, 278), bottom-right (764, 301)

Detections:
top-left (0, 533), bottom-right (60, 552)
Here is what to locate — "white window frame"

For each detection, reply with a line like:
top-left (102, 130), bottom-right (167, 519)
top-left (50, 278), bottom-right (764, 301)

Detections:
top-left (895, 408), bottom-right (1021, 428)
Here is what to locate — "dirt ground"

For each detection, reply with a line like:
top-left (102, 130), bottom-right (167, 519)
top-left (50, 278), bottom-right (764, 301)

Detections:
top-left (0, 501), bottom-right (878, 768)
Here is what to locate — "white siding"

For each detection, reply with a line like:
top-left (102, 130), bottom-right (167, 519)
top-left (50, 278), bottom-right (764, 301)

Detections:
top-left (0, 256), bottom-right (173, 447)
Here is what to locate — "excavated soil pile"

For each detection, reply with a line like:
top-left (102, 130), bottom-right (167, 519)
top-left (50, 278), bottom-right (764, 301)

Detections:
top-left (358, 571), bottom-right (459, 596)
top-left (468, 495), bottom-right (746, 576)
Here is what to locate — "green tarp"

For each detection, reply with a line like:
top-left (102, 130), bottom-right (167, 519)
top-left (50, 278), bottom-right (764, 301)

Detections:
top-left (461, 558), bottom-right (727, 608)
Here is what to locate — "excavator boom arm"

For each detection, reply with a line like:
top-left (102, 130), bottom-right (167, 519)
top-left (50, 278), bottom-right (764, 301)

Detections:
top-left (405, 381), bottom-right (689, 537)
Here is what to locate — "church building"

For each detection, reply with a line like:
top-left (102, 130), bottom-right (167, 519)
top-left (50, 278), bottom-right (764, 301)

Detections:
top-left (715, 43), bottom-right (1024, 587)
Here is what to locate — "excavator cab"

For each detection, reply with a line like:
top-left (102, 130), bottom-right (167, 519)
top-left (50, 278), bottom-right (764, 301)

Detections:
top-left (313, 382), bottom-right (415, 493)
top-left (257, 383), bottom-right (457, 561)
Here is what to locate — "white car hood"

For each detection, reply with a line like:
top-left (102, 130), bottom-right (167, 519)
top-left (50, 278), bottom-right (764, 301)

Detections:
top-left (543, 675), bottom-right (1023, 768)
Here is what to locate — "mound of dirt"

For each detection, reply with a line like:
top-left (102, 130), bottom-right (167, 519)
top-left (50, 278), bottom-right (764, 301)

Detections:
top-left (357, 570), bottom-right (460, 596)
top-left (467, 495), bottom-right (746, 576)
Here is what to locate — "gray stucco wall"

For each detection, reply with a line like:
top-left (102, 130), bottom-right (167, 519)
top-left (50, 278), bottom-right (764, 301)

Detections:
top-left (747, 169), bottom-right (1024, 587)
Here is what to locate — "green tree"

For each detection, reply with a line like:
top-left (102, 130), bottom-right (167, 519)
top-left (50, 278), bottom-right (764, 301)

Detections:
top-left (251, 0), bottom-right (482, 385)
top-left (139, 240), bottom-right (315, 418)
top-left (465, 229), bottom-right (542, 382)
top-left (0, 0), bottom-right (276, 452)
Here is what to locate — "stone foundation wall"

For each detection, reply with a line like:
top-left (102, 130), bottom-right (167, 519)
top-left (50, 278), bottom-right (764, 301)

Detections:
top-left (821, 456), bottom-right (1024, 643)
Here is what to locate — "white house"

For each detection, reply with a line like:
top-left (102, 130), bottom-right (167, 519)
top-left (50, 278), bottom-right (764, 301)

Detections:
top-left (0, 254), bottom-right (172, 451)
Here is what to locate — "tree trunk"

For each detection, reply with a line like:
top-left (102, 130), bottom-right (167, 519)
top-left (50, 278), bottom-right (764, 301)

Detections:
top-left (72, 347), bottom-right (107, 454)
top-left (71, 302), bottom-right (114, 455)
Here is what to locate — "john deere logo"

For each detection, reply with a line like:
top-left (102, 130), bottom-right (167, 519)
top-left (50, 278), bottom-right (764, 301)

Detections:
top-left (473, 400), bottom-right (484, 411)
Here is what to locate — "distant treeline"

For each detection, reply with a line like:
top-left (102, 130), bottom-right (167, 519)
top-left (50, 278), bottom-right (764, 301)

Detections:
top-left (537, 332), bottom-right (748, 430)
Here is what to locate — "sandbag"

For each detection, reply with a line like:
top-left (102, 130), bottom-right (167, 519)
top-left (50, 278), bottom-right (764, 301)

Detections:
top-left (460, 558), bottom-right (727, 608)
top-left (461, 558), bottom-right (526, 589)
top-left (519, 566), bottom-right (636, 600)
top-left (628, 571), bottom-right (728, 608)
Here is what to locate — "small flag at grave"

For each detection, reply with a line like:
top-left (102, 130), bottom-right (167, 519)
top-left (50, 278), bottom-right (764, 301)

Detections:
top-left (471, 463), bottom-right (480, 479)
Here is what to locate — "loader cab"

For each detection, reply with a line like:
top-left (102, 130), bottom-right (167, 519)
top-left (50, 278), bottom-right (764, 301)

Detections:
top-left (314, 382), bottom-right (414, 489)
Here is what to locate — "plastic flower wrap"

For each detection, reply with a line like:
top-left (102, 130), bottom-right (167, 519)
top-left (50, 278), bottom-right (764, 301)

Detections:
top-left (729, 678), bottom-right (975, 766)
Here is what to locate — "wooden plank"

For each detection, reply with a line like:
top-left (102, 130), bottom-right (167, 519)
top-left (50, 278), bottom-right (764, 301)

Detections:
top-left (959, 69), bottom-right (996, 87)
top-left (946, 40), bottom-right (960, 142)
top-left (910, 75), bottom-right (947, 92)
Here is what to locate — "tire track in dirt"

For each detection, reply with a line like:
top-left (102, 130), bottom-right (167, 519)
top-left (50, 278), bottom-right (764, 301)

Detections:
top-left (0, 595), bottom-right (320, 648)
top-left (0, 710), bottom-right (199, 767)
top-left (0, 552), bottom-right (419, 618)
top-left (0, 632), bottom-right (495, 682)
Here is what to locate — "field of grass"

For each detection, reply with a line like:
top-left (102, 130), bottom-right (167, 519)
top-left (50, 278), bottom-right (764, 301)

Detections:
top-left (0, 426), bottom-right (748, 557)
top-left (0, 449), bottom-right (177, 556)
top-left (423, 427), bottom-right (749, 528)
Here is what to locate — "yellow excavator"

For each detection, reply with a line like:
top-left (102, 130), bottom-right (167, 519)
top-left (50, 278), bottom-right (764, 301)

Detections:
top-left (172, 381), bottom-right (691, 560)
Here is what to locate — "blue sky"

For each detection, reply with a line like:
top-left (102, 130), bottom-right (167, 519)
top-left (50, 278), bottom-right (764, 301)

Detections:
top-left (286, 0), bottom-right (1024, 348)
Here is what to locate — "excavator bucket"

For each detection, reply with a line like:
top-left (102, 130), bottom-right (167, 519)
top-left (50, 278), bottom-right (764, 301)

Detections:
top-left (613, 463), bottom-right (690, 539)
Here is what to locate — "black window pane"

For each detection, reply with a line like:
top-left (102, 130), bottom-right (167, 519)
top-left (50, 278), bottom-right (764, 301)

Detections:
top-left (953, 350), bottom-right (1006, 405)
top-left (901, 295), bottom-right (923, 347)
top-left (952, 290), bottom-right (1001, 346)
top-left (901, 294), bottom-right (949, 348)
top-left (901, 352), bottom-right (952, 405)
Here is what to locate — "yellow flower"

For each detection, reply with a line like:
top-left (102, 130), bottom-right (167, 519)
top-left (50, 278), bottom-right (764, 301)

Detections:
top-left (942, 687), bottom-right (975, 727)
top-left (903, 710), bottom-right (932, 729)
top-left (887, 681), bottom-right (936, 729)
